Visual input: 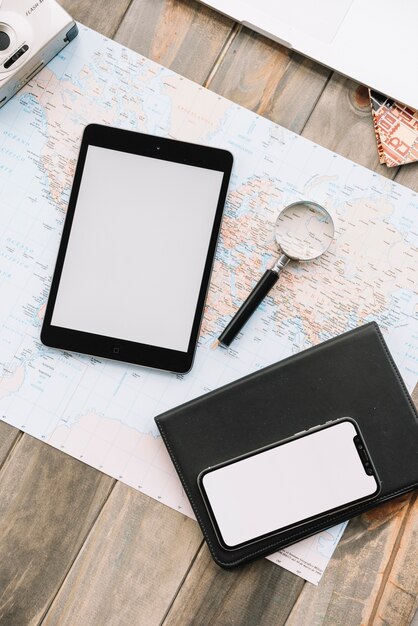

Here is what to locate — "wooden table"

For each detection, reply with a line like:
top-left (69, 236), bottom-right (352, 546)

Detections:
top-left (1, 1), bottom-right (417, 624)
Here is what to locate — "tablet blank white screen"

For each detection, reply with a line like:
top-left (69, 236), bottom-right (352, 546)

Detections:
top-left (51, 145), bottom-right (224, 352)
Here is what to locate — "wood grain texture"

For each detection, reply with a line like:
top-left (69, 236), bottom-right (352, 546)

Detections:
top-left (42, 483), bottom-right (203, 626)
top-left (302, 75), bottom-right (395, 176)
top-left (284, 495), bottom-right (414, 626)
top-left (208, 27), bottom-right (330, 133)
top-left (412, 382), bottom-right (418, 410)
top-left (114, 0), bottom-right (234, 84)
top-left (0, 422), bottom-right (20, 467)
top-left (370, 383), bottom-right (418, 626)
top-left (0, 434), bottom-right (114, 625)
top-left (163, 544), bottom-right (304, 626)
top-left (369, 494), bottom-right (418, 626)
top-left (284, 390), bottom-right (418, 626)
top-left (58, 0), bottom-right (132, 38)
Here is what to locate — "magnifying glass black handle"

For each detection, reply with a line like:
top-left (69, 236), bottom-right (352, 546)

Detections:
top-left (218, 269), bottom-right (279, 347)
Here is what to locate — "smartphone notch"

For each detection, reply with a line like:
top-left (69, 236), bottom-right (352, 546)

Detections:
top-left (353, 434), bottom-right (375, 476)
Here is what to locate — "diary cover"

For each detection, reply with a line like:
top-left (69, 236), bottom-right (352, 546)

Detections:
top-left (155, 323), bottom-right (418, 568)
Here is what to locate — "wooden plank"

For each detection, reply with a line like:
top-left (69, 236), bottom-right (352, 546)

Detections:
top-left (58, 0), bottom-right (132, 38)
top-left (284, 495), bottom-right (414, 626)
top-left (42, 483), bottom-right (203, 626)
top-left (0, 435), bottom-right (114, 625)
top-left (285, 389), bottom-right (418, 625)
top-left (302, 75), bottom-right (395, 176)
top-left (208, 27), bottom-right (417, 188)
top-left (412, 382), bottom-right (418, 409)
top-left (0, 421), bottom-right (21, 467)
top-left (114, 0), bottom-right (235, 84)
top-left (368, 494), bottom-right (418, 626)
top-left (370, 383), bottom-right (418, 626)
top-left (163, 544), bottom-right (304, 626)
top-left (207, 27), bottom-right (331, 133)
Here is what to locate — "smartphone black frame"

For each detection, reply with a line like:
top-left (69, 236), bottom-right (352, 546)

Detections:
top-left (41, 124), bottom-right (233, 373)
top-left (197, 417), bottom-right (381, 550)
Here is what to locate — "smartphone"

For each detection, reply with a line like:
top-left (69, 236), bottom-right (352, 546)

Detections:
top-left (198, 418), bottom-right (380, 550)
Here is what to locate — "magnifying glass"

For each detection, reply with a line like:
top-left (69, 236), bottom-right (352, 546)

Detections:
top-left (216, 201), bottom-right (334, 347)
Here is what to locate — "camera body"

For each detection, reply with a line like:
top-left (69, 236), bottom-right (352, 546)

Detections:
top-left (0, 0), bottom-right (78, 108)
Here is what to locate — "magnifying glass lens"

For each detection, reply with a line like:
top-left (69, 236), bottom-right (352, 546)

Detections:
top-left (217, 200), bottom-right (334, 347)
top-left (275, 202), bottom-right (334, 260)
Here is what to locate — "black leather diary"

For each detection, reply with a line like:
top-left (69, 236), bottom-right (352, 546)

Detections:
top-left (155, 323), bottom-right (418, 568)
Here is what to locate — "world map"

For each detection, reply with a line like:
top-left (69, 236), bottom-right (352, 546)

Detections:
top-left (0, 25), bottom-right (417, 584)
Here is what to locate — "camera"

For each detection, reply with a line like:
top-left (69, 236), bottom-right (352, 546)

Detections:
top-left (0, 0), bottom-right (78, 108)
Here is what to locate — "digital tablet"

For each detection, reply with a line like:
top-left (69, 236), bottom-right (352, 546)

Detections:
top-left (41, 124), bottom-right (233, 373)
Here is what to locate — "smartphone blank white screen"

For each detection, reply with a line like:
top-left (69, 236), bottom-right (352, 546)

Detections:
top-left (201, 421), bottom-right (378, 548)
top-left (51, 145), bottom-right (224, 352)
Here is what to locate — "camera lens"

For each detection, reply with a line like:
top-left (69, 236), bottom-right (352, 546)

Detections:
top-left (0, 31), bottom-right (10, 52)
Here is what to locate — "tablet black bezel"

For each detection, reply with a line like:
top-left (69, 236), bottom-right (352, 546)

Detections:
top-left (41, 124), bottom-right (233, 373)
